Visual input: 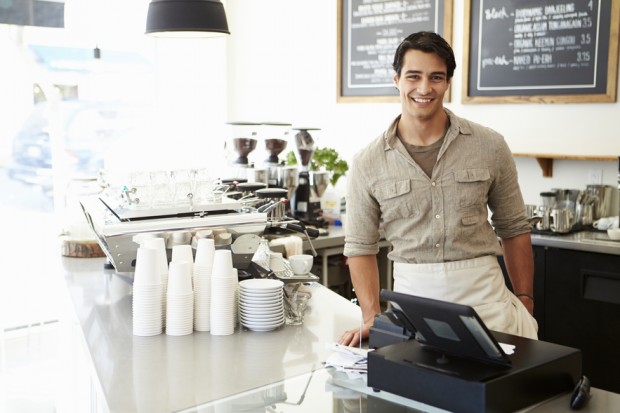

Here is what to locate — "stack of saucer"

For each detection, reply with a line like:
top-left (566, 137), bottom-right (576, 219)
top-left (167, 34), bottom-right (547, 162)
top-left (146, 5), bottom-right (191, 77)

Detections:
top-left (238, 279), bottom-right (284, 332)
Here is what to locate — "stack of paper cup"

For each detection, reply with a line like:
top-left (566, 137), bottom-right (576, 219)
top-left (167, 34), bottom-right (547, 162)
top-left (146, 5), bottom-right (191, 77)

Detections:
top-left (166, 260), bottom-right (194, 336)
top-left (172, 244), bottom-right (194, 274)
top-left (210, 250), bottom-right (237, 335)
top-left (133, 247), bottom-right (163, 336)
top-left (193, 238), bottom-right (215, 332)
top-left (143, 237), bottom-right (169, 323)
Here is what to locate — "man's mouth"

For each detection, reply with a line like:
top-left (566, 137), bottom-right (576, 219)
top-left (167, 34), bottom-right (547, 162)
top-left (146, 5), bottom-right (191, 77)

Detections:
top-left (411, 97), bottom-right (433, 103)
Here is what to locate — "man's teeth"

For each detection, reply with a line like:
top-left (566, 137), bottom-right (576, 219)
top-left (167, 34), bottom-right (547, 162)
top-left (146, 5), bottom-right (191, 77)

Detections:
top-left (413, 97), bottom-right (432, 103)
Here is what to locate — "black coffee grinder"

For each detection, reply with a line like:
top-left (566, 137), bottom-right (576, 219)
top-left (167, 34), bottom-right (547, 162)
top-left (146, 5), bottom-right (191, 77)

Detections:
top-left (261, 122), bottom-right (291, 187)
top-left (226, 122), bottom-right (259, 183)
top-left (292, 128), bottom-right (328, 228)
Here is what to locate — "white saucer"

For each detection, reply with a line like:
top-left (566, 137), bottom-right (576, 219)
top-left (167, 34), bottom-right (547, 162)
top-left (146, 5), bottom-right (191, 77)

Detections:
top-left (239, 278), bottom-right (284, 290)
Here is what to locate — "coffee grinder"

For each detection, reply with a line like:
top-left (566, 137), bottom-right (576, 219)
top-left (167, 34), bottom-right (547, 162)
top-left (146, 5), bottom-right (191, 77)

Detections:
top-left (225, 122), bottom-right (260, 182)
top-left (292, 128), bottom-right (328, 228)
top-left (261, 122), bottom-right (292, 187)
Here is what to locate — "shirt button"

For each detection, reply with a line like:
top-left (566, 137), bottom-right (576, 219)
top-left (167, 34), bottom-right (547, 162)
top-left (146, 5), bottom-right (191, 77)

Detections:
top-left (435, 214), bottom-right (441, 219)
top-left (435, 243), bottom-right (440, 248)
top-left (431, 181), bottom-right (436, 186)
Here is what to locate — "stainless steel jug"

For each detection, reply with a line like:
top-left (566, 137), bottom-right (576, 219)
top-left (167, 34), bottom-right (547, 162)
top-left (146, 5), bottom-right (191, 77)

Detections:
top-left (576, 202), bottom-right (594, 226)
top-left (586, 185), bottom-right (613, 219)
top-left (536, 206), bottom-right (552, 231)
top-left (550, 208), bottom-right (575, 233)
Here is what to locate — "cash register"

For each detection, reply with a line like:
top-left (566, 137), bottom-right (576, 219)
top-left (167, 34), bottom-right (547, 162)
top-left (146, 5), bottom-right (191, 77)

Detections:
top-left (368, 290), bottom-right (584, 413)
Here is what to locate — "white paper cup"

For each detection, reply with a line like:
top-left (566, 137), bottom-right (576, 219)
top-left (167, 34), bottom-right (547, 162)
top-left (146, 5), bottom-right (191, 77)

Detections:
top-left (144, 237), bottom-right (169, 275)
top-left (172, 244), bottom-right (194, 264)
top-left (211, 250), bottom-right (233, 278)
top-left (288, 254), bottom-right (314, 275)
top-left (134, 247), bottom-right (160, 286)
top-left (195, 238), bottom-right (216, 266)
top-left (167, 261), bottom-right (193, 295)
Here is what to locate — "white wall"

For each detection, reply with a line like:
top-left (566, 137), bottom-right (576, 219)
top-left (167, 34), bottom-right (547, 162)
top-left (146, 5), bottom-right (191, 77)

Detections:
top-left (225, 0), bottom-right (620, 210)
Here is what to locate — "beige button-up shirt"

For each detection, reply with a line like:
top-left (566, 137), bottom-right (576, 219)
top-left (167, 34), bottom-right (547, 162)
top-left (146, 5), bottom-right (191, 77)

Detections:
top-left (343, 109), bottom-right (530, 263)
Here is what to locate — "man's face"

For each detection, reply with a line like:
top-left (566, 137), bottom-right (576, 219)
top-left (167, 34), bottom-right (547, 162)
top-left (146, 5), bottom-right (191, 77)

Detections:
top-left (393, 49), bottom-right (451, 122)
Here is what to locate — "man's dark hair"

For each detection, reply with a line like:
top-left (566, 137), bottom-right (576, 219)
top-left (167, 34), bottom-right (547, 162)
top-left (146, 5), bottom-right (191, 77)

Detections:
top-left (392, 31), bottom-right (456, 80)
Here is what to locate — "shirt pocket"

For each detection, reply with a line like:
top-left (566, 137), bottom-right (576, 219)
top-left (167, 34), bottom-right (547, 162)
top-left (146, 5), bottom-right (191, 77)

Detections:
top-left (374, 179), bottom-right (414, 221)
top-left (458, 214), bottom-right (480, 241)
top-left (455, 168), bottom-right (491, 208)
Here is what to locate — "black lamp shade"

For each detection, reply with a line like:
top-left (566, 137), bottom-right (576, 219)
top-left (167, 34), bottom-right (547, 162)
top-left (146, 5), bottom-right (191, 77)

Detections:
top-left (146, 0), bottom-right (230, 37)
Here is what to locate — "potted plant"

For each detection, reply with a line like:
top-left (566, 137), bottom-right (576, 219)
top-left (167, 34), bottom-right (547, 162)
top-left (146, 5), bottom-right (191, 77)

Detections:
top-left (285, 147), bottom-right (349, 187)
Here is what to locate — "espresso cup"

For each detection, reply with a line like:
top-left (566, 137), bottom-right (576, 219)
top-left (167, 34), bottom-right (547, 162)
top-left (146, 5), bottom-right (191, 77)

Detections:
top-left (269, 252), bottom-right (286, 273)
top-left (288, 254), bottom-right (314, 275)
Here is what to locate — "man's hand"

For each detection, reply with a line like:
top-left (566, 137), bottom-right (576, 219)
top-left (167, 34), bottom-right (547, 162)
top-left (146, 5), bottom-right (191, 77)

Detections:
top-left (338, 320), bottom-right (374, 347)
top-left (338, 255), bottom-right (381, 347)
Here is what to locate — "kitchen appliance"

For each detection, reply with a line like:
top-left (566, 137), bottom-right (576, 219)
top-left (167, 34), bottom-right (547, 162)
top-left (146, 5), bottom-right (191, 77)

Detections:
top-left (292, 128), bottom-right (328, 228)
top-left (80, 192), bottom-right (267, 275)
top-left (261, 122), bottom-right (292, 186)
top-left (552, 188), bottom-right (580, 210)
top-left (275, 165), bottom-right (299, 215)
top-left (537, 192), bottom-right (556, 231)
top-left (226, 122), bottom-right (260, 180)
top-left (80, 171), bottom-right (319, 278)
top-left (236, 182), bottom-right (267, 198)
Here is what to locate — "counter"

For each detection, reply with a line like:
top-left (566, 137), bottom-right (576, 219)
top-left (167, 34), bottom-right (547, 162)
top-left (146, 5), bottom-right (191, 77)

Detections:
top-left (62, 257), bottom-right (620, 412)
top-left (530, 230), bottom-right (620, 256)
top-left (307, 225), bottom-right (620, 256)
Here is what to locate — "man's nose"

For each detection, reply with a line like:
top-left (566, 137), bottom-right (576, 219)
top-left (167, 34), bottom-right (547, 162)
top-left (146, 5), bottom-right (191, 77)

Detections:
top-left (417, 78), bottom-right (432, 95)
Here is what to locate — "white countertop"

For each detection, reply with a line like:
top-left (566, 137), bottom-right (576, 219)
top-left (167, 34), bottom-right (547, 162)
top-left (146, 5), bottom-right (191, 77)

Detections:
top-left (62, 257), bottom-right (620, 412)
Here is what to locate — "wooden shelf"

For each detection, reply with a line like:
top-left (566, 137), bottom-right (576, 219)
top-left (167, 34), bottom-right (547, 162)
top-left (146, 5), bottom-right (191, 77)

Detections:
top-left (512, 153), bottom-right (618, 177)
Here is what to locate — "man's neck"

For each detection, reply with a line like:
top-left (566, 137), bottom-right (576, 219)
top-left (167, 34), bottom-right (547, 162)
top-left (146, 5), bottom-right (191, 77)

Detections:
top-left (398, 109), bottom-right (449, 147)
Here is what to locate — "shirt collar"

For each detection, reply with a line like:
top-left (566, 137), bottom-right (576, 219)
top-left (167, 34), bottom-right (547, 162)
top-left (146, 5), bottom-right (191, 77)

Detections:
top-left (383, 108), bottom-right (472, 151)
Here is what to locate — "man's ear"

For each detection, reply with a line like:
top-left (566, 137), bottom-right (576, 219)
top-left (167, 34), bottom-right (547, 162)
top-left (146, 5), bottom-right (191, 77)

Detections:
top-left (393, 72), bottom-right (399, 88)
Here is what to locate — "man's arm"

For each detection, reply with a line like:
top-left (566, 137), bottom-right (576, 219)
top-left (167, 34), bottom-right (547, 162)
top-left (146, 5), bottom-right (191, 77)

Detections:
top-left (501, 232), bottom-right (534, 315)
top-left (338, 254), bottom-right (381, 346)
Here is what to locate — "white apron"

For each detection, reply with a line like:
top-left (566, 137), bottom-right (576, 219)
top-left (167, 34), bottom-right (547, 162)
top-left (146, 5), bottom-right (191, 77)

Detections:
top-left (393, 256), bottom-right (538, 339)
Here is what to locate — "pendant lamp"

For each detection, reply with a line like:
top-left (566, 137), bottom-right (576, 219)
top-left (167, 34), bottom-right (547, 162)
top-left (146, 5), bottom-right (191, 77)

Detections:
top-left (145, 0), bottom-right (230, 37)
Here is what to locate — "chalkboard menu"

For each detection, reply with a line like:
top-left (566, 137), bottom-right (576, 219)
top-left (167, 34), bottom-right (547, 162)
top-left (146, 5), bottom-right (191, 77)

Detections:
top-left (463, 0), bottom-right (620, 103)
top-left (338, 0), bottom-right (452, 102)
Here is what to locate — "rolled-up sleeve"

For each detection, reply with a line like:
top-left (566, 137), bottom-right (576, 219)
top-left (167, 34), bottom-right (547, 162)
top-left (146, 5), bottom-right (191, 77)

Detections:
top-left (343, 149), bottom-right (382, 257)
top-left (488, 137), bottom-right (531, 239)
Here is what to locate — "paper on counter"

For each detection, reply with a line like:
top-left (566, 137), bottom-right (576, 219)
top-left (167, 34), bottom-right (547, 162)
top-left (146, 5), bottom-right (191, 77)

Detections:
top-left (500, 342), bottom-right (515, 355)
top-left (324, 343), bottom-right (372, 380)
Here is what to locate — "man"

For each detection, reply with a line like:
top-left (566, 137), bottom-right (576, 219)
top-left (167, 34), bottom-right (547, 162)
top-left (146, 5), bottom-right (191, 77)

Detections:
top-left (339, 32), bottom-right (537, 347)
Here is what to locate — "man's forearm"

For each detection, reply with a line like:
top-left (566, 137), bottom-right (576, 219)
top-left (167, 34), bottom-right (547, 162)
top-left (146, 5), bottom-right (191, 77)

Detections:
top-left (501, 232), bottom-right (535, 314)
top-left (348, 255), bottom-right (381, 324)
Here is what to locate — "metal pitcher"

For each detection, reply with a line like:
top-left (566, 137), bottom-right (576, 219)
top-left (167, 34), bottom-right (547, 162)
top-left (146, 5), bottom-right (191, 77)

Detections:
top-left (550, 208), bottom-right (575, 233)
top-left (576, 202), bottom-right (594, 226)
top-left (586, 185), bottom-right (613, 220)
top-left (536, 206), bottom-right (552, 231)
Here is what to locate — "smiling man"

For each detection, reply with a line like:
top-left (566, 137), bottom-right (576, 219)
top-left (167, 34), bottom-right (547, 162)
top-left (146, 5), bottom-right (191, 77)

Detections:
top-left (339, 32), bottom-right (538, 347)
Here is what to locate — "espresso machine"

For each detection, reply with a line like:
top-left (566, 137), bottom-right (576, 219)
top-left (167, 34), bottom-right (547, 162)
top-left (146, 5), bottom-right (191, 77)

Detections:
top-left (292, 128), bottom-right (329, 228)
